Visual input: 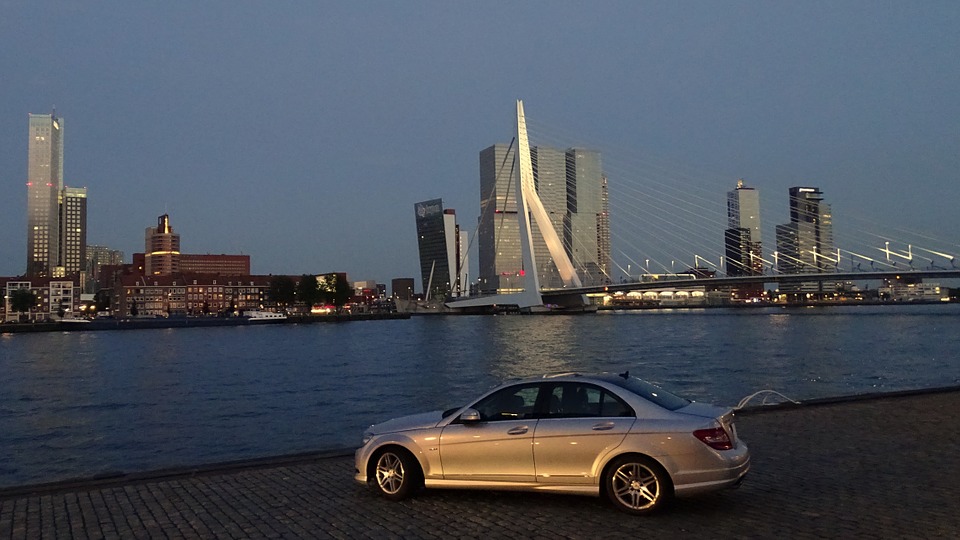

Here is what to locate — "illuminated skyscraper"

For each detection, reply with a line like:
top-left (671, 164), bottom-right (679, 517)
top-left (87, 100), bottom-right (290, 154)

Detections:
top-left (59, 186), bottom-right (87, 276)
top-left (565, 148), bottom-right (609, 286)
top-left (26, 113), bottom-right (64, 277)
top-left (776, 186), bottom-right (835, 294)
top-left (725, 179), bottom-right (762, 277)
top-left (478, 143), bottom-right (521, 294)
top-left (144, 214), bottom-right (181, 275)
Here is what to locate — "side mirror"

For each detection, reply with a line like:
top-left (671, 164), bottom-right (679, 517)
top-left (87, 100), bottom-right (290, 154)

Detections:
top-left (459, 408), bottom-right (481, 424)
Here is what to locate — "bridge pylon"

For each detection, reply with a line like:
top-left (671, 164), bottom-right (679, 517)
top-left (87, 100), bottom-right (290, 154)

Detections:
top-left (446, 101), bottom-right (590, 312)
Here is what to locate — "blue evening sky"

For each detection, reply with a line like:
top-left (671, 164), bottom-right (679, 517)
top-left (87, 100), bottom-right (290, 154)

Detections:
top-left (1, 1), bottom-right (958, 286)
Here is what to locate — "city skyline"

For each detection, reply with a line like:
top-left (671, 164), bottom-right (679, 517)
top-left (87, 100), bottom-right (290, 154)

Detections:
top-left (2, 3), bottom-right (959, 286)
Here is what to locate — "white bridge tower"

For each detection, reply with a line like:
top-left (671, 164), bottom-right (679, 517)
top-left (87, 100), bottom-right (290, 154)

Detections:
top-left (448, 100), bottom-right (587, 311)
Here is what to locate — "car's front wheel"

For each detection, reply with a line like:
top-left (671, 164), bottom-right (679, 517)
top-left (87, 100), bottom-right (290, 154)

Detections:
top-left (370, 448), bottom-right (422, 501)
top-left (605, 455), bottom-right (672, 515)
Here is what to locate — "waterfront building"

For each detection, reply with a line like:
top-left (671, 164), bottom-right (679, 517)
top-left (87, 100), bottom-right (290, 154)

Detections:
top-left (352, 280), bottom-right (385, 307)
top-left (880, 276), bottom-right (946, 302)
top-left (144, 214), bottom-right (181, 275)
top-left (2, 278), bottom-right (80, 322)
top-left (775, 187), bottom-right (836, 295)
top-left (113, 273), bottom-right (273, 317)
top-left (26, 113), bottom-right (64, 277)
top-left (353, 280), bottom-right (378, 296)
top-left (391, 278), bottom-right (415, 300)
top-left (139, 214), bottom-right (250, 276)
top-left (2, 280), bottom-right (34, 322)
top-left (59, 187), bottom-right (87, 277)
top-left (478, 143), bottom-right (610, 294)
top-left (25, 113), bottom-right (87, 280)
top-left (414, 199), bottom-right (462, 300)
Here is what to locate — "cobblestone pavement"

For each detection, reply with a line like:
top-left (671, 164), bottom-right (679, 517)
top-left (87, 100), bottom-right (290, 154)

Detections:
top-left (2, 389), bottom-right (958, 539)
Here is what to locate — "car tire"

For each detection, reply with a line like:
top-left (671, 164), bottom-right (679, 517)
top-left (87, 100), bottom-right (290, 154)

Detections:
top-left (370, 447), bottom-right (422, 501)
top-left (605, 455), bottom-right (672, 515)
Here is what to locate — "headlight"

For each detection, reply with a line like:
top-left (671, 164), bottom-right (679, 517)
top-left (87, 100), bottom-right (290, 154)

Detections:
top-left (361, 431), bottom-right (374, 446)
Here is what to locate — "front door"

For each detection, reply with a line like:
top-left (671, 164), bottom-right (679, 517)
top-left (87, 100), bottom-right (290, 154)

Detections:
top-left (439, 383), bottom-right (540, 482)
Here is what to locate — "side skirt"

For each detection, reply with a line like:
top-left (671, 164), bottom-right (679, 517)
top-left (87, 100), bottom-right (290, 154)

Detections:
top-left (424, 479), bottom-right (599, 496)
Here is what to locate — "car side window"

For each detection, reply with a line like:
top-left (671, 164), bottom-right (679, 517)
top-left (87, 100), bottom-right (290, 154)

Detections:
top-left (547, 383), bottom-right (634, 418)
top-left (599, 390), bottom-right (634, 417)
top-left (472, 384), bottom-right (540, 421)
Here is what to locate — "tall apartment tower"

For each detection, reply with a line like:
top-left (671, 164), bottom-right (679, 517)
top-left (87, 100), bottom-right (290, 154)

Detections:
top-left (59, 186), bottom-right (88, 276)
top-left (144, 214), bottom-right (181, 275)
top-left (724, 179), bottom-right (762, 277)
top-left (26, 113), bottom-right (64, 277)
top-left (776, 187), bottom-right (835, 293)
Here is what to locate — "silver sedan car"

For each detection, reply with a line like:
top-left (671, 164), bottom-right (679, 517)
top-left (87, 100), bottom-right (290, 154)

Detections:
top-left (354, 372), bottom-right (749, 514)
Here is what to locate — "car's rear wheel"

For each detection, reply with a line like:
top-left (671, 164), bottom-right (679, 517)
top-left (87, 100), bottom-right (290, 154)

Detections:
top-left (370, 448), bottom-right (422, 501)
top-left (605, 455), bottom-right (672, 515)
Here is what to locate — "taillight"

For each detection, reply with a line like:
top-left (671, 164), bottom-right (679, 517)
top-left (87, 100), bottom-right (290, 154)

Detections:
top-left (693, 426), bottom-right (733, 450)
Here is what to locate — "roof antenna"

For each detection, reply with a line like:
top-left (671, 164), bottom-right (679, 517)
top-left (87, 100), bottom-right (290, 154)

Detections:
top-left (618, 370), bottom-right (629, 380)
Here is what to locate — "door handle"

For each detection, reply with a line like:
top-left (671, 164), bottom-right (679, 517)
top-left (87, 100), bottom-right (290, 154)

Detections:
top-left (507, 426), bottom-right (529, 435)
top-left (592, 422), bottom-right (615, 431)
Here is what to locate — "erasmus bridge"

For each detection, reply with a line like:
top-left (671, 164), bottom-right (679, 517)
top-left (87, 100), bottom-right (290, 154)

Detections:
top-left (446, 101), bottom-right (960, 312)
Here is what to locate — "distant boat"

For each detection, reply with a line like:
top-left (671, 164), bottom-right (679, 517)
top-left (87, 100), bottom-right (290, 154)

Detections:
top-left (244, 311), bottom-right (287, 322)
top-left (58, 318), bottom-right (91, 324)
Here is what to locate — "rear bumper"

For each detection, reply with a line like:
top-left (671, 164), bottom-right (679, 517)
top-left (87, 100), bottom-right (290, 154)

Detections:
top-left (672, 442), bottom-right (750, 497)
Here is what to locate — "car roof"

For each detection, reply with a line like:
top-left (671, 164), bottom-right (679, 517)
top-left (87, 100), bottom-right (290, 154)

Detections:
top-left (506, 372), bottom-right (631, 385)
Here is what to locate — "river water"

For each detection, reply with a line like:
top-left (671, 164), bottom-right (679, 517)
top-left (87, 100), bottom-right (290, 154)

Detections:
top-left (1, 304), bottom-right (958, 488)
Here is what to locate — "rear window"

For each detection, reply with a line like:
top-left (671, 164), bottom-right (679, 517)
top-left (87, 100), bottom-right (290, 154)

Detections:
top-left (609, 377), bottom-right (691, 411)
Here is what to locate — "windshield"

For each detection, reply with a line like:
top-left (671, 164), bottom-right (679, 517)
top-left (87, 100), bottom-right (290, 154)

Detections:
top-left (607, 377), bottom-right (691, 411)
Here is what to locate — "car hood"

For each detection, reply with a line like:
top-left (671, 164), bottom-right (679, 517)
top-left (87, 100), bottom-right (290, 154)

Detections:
top-left (369, 410), bottom-right (444, 435)
top-left (676, 401), bottom-right (731, 420)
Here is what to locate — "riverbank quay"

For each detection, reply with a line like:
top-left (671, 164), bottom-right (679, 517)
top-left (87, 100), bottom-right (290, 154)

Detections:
top-left (598, 298), bottom-right (958, 310)
top-left (2, 388), bottom-right (957, 538)
top-left (0, 312), bottom-right (409, 334)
